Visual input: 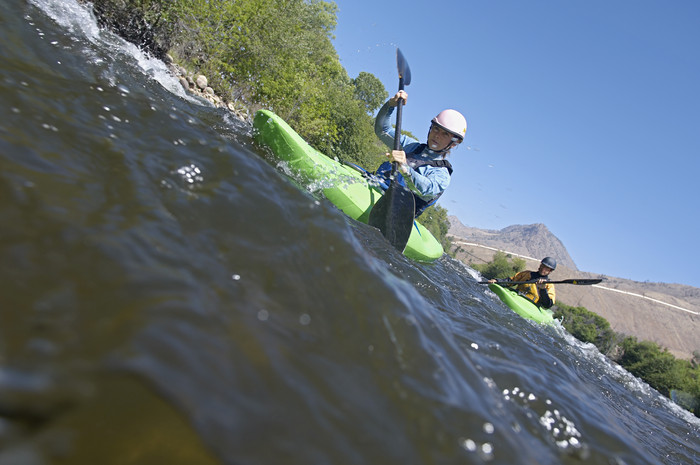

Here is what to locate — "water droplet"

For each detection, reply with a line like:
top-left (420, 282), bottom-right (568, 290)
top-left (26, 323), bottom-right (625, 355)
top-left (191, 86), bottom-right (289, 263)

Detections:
top-left (461, 439), bottom-right (477, 452)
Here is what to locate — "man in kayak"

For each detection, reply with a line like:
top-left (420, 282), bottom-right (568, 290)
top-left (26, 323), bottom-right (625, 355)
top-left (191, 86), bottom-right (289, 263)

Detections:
top-left (374, 90), bottom-right (467, 217)
top-left (488, 257), bottom-right (557, 308)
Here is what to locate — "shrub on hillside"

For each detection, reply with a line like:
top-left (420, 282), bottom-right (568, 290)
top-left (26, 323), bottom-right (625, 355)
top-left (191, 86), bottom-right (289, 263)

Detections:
top-left (553, 302), bottom-right (619, 355)
top-left (473, 251), bottom-right (526, 280)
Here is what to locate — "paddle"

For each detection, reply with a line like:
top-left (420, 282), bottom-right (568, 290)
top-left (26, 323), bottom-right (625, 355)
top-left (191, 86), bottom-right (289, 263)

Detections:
top-left (479, 278), bottom-right (603, 285)
top-left (368, 48), bottom-right (416, 252)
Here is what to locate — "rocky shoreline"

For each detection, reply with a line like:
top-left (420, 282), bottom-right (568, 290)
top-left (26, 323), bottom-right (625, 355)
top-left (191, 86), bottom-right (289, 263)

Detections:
top-left (164, 55), bottom-right (250, 123)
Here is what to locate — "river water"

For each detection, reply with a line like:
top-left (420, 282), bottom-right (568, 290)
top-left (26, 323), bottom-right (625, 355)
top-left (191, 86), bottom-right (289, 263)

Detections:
top-left (1, 1), bottom-right (698, 464)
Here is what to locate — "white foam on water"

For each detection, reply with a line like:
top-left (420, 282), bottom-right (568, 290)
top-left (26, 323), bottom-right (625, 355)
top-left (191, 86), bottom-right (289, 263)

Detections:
top-left (28, 0), bottom-right (197, 102)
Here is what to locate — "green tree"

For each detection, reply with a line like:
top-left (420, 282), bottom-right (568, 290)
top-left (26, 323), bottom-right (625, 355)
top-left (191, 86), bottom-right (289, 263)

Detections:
top-left (418, 204), bottom-right (452, 252)
top-left (352, 72), bottom-right (388, 114)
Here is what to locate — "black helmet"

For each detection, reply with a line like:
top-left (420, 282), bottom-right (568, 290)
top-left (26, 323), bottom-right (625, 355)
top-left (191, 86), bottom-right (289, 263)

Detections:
top-left (541, 257), bottom-right (557, 270)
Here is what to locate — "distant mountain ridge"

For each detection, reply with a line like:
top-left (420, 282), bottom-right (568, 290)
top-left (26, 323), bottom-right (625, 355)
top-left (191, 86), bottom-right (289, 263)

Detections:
top-left (448, 216), bottom-right (577, 270)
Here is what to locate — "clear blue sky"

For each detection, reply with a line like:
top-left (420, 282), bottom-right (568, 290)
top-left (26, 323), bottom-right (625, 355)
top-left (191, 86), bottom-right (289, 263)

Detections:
top-left (331, 0), bottom-right (700, 287)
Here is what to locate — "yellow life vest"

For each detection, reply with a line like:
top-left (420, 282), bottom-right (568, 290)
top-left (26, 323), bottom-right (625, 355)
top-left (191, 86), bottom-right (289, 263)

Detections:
top-left (509, 270), bottom-right (556, 308)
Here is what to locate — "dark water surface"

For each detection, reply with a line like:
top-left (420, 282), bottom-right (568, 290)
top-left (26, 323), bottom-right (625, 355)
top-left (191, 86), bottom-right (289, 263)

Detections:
top-left (1, 1), bottom-right (698, 464)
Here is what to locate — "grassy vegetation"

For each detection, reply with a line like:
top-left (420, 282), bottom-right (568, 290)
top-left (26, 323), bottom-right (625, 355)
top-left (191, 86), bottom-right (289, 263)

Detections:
top-left (477, 253), bottom-right (700, 417)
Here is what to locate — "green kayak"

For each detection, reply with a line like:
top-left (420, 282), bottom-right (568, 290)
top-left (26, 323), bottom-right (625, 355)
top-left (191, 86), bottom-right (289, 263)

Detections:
top-left (253, 110), bottom-right (444, 261)
top-left (488, 283), bottom-right (555, 324)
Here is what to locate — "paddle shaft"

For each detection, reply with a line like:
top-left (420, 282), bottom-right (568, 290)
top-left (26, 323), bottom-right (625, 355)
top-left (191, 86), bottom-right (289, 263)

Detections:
top-left (389, 46), bottom-right (410, 175)
top-left (392, 78), bottom-right (405, 165)
top-left (480, 278), bottom-right (602, 285)
top-left (367, 48), bottom-right (415, 252)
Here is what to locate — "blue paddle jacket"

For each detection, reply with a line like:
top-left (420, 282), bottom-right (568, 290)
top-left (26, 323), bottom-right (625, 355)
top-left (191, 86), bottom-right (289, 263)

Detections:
top-left (374, 102), bottom-right (452, 214)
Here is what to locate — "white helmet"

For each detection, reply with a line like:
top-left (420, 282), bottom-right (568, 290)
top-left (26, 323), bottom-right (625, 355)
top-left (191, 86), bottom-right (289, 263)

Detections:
top-left (431, 109), bottom-right (467, 141)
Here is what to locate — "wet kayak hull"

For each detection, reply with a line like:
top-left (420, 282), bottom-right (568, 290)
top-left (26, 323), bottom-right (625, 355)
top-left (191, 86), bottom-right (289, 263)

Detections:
top-left (253, 109), bottom-right (443, 261)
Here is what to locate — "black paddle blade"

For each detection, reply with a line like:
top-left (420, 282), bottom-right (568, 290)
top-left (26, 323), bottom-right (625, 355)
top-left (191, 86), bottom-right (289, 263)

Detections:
top-left (558, 278), bottom-right (603, 285)
top-left (397, 48), bottom-right (411, 86)
top-left (369, 180), bottom-right (416, 252)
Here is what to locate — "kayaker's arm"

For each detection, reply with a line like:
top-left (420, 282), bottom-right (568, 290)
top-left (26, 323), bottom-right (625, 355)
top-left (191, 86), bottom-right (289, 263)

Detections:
top-left (537, 282), bottom-right (556, 308)
top-left (384, 148), bottom-right (450, 197)
top-left (538, 292), bottom-right (554, 309)
top-left (374, 101), bottom-right (396, 147)
top-left (375, 93), bottom-right (415, 150)
top-left (401, 164), bottom-right (450, 197)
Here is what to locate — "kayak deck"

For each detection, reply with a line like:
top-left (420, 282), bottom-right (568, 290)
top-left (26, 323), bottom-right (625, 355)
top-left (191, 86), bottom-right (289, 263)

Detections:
top-left (488, 283), bottom-right (555, 324)
top-left (253, 109), bottom-right (444, 261)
